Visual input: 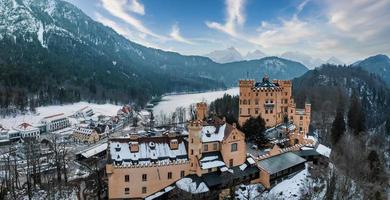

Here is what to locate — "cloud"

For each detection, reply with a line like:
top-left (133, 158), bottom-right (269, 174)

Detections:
top-left (169, 24), bottom-right (194, 44)
top-left (128, 0), bottom-right (145, 15)
top-left (100, 0), bottom-right (165, 40)
top-left (326, 0), bottom-right (390, 41)
top-left (205, 0), bottom-right (246, 37)
top-left (250, 16), bottom-right (315, 48)
top-left (206, 0), bottom-right (390, 62)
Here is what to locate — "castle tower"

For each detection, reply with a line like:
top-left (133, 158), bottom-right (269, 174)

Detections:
top-left (196, 102), bottom-right (207, 121)
top-left (188, 120), bottom-right (203, 176)
top-left (238, 79), bottom-right (254, 126)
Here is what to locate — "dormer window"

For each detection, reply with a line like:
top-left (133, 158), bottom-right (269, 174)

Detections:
top-left (170, 139), bottom-right (178, 150)
top-left (115, 144), bottom-right (121, 152)
top-left (130, 142), bottom-right (139, 152)
top-left (205, 131), bottom-right (211, 137)
top-left (149, 142), bottom-right (156, 149)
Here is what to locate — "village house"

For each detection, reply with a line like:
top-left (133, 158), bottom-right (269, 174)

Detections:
top-left (13, 123), bottom-right (40, 139)
top-left (238, 75), bottom-right (311, 145)
top-left (74, 106), bottom-right (94, 119)
top-left (72, 124), bottom-right (100, 144)
top-left (40, 113), bottom-right (70, 132)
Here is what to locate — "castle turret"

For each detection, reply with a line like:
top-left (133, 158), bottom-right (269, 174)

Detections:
top-left (196, 102), bottom-right (207, 121)
top-left (188, 120), bottom-right (203, 176)
top-left (238, 79), bottom-right (255, 125)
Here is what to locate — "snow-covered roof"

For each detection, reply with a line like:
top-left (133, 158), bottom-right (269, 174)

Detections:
top-left (199, 152), bottom-right (226, 170)
top-left (145, 186), bottom-right (175, 200)
top-left (247, 157), bottom-right (256, 165)
top-left (41, 113), bottom-right (68, 123)
top-left (81, 143), bottom-right (108, 158)
top-left (110, 137), bottom-right (188, 165)
top-left (295, 109), bottom-right (306, 115)
top-left (14, 123), bottom-right (39, 132)
top-left (201, 123), bottom-right (226, 143)
top-left (316, 144), bottom-right (331, 158)
top-left (73, 127), bottom-right (95, 135)
top-left (176, 177), bottom-right (209, 194)
top-left (239, 163), bottom-right (248, 171)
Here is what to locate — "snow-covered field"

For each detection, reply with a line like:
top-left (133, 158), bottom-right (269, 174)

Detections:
top-left (153, 87), bottom-right (239, 117)
top-left (262, 166), bottom-right (308, 199)
top-left (0, 102), bottom-right (121, 129)
top-left (237, 165), bottom-right (310, 200)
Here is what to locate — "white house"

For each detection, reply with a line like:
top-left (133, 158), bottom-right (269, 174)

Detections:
top-left (74, 106), bottom-right (94, 119)
top-left (40, 113), bottom-right (70, 132)
top-left (14, 123), bottom-right (40, 139)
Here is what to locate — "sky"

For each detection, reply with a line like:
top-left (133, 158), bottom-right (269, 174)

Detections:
top-left (65, 0), bottom-right (390, 63)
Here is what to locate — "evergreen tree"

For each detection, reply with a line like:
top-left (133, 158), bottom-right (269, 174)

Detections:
top-left (347, 90), bottom-right (365, 135)
top-left (241, 116), bottom-right (268, 146)
top-left (331, 96), bottom-right (346, 145)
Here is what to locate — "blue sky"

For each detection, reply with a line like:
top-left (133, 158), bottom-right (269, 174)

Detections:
top-left (65, 0), bottom-right (390, 63)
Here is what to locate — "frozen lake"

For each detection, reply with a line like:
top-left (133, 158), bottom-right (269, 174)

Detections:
top-left (152, 87), bottom-right (239, 117)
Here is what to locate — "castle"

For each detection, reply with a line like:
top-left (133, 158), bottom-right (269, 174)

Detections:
top-left (106, 103), bottom-right (258, 199)
top-left (238, 76), bottom-right (311, 144)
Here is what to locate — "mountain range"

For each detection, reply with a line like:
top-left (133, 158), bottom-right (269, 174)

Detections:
top-left (204, 47), bottom-right (266, 63)
top-left (281, 51), bottom-right (345, 68)
top-left (205, 48), bottom-right (345, 68)
top-left (0, 0), bottom-right (309, 108)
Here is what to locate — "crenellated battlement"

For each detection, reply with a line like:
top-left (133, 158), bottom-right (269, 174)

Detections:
top-left (239, 79), bottom-right (255, 87)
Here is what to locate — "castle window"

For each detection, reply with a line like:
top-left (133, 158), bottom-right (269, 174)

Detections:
top-left (191, 138), bottom-right (193, 143)
top-left (168, 172), bottom-right (172, 179)
top-left (284, 107), bottom-right (288, 112)
top-left (300, 116), bottom-right (303, 120)
top-left (142, 187), bottom-right (147, 194)
top-left (291, 109), bottom-right (293, 113)
top-left (125, 175), bottom-right (129, 182)
top-left (248, 100), bottom-right (251, 105)
top-left (229, 159), bottom-right (234, 167)
top-left (240, 100), bottom-right (242, 105)
top-left (299, 127), bottom-right (303, 132)
top-left (213, 143), bottom-right (218, 150)
top-left (239, 108), bottom-right (242, 114)
top-left (255, 99), bottom-right (259, 105)
top-left (271, 93), bottom-right (273, 96)
top-left (266, 93), bottom-right (268, 96)
top-left (270, 109), bottom-right (273, 114)
top-left (285, 92), bottom-right (288, 96)
top-left (124, 187), bottom-right (129, 195)
top-left (243, 100), bottom-right (247, 105)
top-left (231, 143), bottom-right (238, 152)
top-left (191, 149), bottom-right (193, 155)
top-left (248, 108), bottom-right (251, 114)
top-left (265, 110), bottom-right (268, 114)
top-left (181, 171), bottom-right (185, 178)
top-left (266, 119), bottom-right (269, 122)
top-left (256, 93), bottom-right (258, 96)
top-left (255, 109), bottom-right (259, 114)
top-left (142, 174), bottom-right (147, 181)
top-left (203, 144), bottom-right (208, 151)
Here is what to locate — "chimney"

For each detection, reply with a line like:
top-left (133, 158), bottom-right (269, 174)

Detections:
top-left (196, 102), bottom-right (207, 121)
